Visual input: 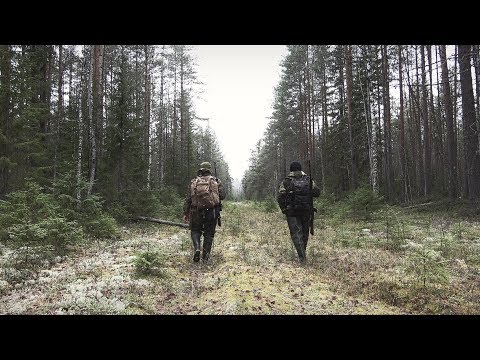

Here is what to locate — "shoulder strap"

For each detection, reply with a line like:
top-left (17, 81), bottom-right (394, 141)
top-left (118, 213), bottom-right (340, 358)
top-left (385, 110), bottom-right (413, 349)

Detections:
top-left (284, 177), bottom-right (293, 191)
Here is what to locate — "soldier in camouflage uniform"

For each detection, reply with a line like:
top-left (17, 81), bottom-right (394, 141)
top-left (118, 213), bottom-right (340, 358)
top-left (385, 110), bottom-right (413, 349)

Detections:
top-left (277, 161), bottom-right (320, 262)
top-left (183, 162), bottom-right (226, 262)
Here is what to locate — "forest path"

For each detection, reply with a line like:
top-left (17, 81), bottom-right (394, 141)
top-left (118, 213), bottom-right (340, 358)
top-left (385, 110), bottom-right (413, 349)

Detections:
top-left (147, 201), bottom-right (403, 314)
top-left (1, 201), bottom-right (403, 314)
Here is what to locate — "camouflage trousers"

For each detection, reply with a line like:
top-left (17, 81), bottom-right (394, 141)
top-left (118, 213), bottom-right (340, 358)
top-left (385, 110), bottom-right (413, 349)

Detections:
top-left (189, 208), bottom-right (218, 258)
top-left (286, 212), bottom-right (310, 261)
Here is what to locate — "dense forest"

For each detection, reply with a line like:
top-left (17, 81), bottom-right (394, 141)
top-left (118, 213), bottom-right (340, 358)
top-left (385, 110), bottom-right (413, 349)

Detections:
top-left (0, 45), bottom-right (232, 225)
top-left (2, 45), bottom-right (480, 315)
top-left (242, 45), bottom-right (480, 204)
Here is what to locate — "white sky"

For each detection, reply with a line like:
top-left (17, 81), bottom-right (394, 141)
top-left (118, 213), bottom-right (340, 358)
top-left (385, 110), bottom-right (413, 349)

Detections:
top-left (192, 45), bottom-right (288, 186)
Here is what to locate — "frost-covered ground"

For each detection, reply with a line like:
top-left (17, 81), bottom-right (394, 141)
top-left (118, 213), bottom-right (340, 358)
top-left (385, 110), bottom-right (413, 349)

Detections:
top-left (0, 230), bottom-right (181, 314)
top-left (1, 202), bottom-right (479, 315)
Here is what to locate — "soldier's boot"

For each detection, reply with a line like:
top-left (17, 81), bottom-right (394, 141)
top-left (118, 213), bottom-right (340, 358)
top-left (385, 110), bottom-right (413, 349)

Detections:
top-left (203, 235), bottom-right (214, 261)
top-left (191, 231), bottom-right (201, 262)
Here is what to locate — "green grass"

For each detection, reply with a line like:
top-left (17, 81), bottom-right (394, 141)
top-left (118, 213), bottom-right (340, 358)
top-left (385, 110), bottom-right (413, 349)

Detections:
top-left (2, 199), bottom-right (479, 315)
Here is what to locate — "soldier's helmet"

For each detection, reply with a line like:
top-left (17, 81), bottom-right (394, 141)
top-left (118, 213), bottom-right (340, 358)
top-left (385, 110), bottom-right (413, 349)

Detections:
top-left (199, 162), bottom-right (212, 171)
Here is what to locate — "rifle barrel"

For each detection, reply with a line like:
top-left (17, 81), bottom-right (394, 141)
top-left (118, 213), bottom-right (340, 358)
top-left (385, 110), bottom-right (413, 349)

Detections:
top-left (308, 160), bottom-right (314, 235)
top-left (213, 161), bottom-right (222, 227)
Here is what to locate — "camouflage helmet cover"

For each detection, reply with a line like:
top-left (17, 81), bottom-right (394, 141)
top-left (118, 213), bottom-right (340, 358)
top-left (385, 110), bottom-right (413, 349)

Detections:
top-left (199, 162), bottom-right (212, 171)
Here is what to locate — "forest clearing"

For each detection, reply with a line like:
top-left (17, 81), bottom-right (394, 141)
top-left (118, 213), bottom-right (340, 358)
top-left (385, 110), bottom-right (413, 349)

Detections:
top-left (2, 199), bottom-right (479, 315)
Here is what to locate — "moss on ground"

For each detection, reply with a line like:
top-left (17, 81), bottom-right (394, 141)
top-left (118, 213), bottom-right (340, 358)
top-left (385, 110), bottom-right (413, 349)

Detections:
top-left (1, 201), bottom-right (479, 314)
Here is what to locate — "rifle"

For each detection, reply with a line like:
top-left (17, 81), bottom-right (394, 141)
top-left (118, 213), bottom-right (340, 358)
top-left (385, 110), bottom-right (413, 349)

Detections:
top-left (308, 160), bottom-right (317, 235)
top-left (214, 161), bottom-right (222, 227)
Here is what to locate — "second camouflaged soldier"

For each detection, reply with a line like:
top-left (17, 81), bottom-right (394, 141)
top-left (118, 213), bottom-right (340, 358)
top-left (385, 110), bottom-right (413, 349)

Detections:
top-left (277, 161), bottom-right (320, 263)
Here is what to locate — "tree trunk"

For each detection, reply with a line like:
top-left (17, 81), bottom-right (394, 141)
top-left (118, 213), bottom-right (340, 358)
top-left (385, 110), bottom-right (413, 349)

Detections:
top-left (428, 45), bottom-right (442, 193)
top-left (359, 59), bottom-right (373, 195)
top-left (77, 52), bottom-right (87, 203)
top-left (37, 45), bottom-right (48, 138)
top-left (472, 45), bottom-right (480, 157)
top-left (376, 77), bottom-right (383, 197)
top-left (307, 46), bottom-right (315, 163)
top-left (144, 45), bottom-right (151, 190)
top-left (158, 46), bottom-right (166, 186)
top-left (88, 45), bottom-right (102, 196)
top-left (319, 46), bottom-right (328, 193)
top-left (407, 84), bottom-right (417, 199)
top-left (440, 45), bottom-right (458, 198)
top-left (100, 46), bottom-right (107, 156)
top-left (45, 46), bottom-right (53, 134)
top-left (404, 47), bottom-right (417, 199)
top-left (118, 46), bottom-right (126, 194)
top-left (172, 49), bottom-right (177, 186)
top-left (458, 45), bottom-right (480, 200)
top-left (180, 49), bottom-right (185, 177)
top-left (344, 45), bottom-right (357, 189)
top-left (435, 45), bottom-right (446, 194)
top-left (413, 46), bottom-right (425, 197)
top-left (398, 45), bottom-right (406, 201)
top-left (452, 46), bottom-right (467, 198)
top-left (54, 45), bottom-right (64, 184)
top-left (0, 45), bottom-right (12, 196)
top-left (298, 55), bottom-right (306, 162)
top-left (382, 45), bottom-right (394, 199)
top-left (421, 45), bottom-right (432, 196)
top-left (97, 45), bottom-right (104, 160)
top-left (369, 72), bottom-right (379, 195)
top-left (68, 47), bottom-right (73, 119)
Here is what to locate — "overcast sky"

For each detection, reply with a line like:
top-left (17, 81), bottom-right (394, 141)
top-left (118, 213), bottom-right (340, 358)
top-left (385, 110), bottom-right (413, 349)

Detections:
top-left (192, 45), bottom-right (288, 187)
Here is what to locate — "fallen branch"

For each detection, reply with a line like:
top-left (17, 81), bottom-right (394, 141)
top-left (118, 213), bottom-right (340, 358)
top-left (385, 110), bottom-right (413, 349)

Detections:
top-left (136, 216), bottom-right (189, 229)
top-left (403, 201), bottom-right (436, 209)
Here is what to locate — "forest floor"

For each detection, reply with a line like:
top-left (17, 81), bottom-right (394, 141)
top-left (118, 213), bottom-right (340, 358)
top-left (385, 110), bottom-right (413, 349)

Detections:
top-left (1, 201), bottom-right (480, 315)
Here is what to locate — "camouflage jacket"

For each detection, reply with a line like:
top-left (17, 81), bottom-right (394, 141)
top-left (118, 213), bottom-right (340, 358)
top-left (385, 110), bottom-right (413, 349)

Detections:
top-left (277, 170), bottom-right (321, 213)
top-left (183, 171), bottom-right (226, 215)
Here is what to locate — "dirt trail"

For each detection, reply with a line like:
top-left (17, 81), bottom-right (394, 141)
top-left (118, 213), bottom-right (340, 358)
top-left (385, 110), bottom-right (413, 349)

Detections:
top-left (0, 202), bottom-right (403, 314)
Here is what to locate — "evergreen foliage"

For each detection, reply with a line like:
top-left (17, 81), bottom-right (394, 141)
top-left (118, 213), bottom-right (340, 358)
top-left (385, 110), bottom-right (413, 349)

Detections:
top-left (0, 181), bottom-right (84, 251)
top-left (242, 45), bottom-right (480, 206)
top-left (133, 250), bottom-right (167, 277)
top-left (0, 45), bottom-right (232, 230)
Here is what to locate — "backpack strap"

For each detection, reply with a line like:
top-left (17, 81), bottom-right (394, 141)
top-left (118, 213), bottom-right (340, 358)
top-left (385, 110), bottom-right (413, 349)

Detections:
top-left (284, 177), bottom-right (294, 192)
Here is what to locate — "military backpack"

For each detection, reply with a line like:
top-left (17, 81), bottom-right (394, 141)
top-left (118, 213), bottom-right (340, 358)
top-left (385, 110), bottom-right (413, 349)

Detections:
top-left (190, 175), bottom-right (220, 209)
top-left (285, 175), bottom-right (311, 211)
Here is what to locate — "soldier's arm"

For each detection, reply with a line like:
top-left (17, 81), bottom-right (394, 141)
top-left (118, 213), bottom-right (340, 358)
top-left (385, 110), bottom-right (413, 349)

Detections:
top-left (183, 185), bottom-right (192, 215)
top-left (217, 178), bottom-right (226, 200)
top-left (277, 180), bottom-right (288, 209)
